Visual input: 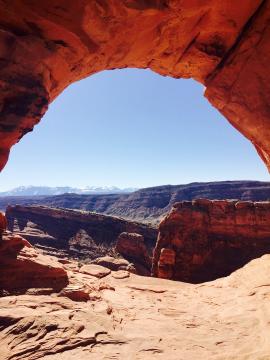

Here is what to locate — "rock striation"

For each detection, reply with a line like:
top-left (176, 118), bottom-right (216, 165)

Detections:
top-left (5, 205), bottom-right (157, 268)
top-left (153, 199), bottom-right (270, 283)
top-left (0, 2), bottom-right (270, 171)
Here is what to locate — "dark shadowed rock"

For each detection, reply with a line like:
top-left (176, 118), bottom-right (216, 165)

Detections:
top-left (116, 232), bottom-right (151, 276)
top-left (5, 205), bottom-right (157, 261)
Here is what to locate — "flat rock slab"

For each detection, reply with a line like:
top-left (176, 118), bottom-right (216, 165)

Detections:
top-left (80, 264), bottom-right (111, 278)
top-left (94, 256), bottom-right (130, 271)
top-left (111, 270), bottom-right (130, 279)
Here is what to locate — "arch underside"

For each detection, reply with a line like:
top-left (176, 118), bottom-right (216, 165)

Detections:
top-left (0, 0), bottom-right (270, 172)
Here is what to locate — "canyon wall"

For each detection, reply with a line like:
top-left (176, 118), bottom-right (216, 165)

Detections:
top-left (7, 201), bottom-right (270, 284)
top-left (0, 1), bottom-right (270, 171)
top-left (5, 205), bottom-right (157, 273)
top-left (153, 199), bottom-right (270, 283)
top-left (2, 180), bottom-right (270, 224)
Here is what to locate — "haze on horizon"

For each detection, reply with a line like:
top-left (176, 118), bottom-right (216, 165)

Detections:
top-left (0, 68), bottom-right (268, 192)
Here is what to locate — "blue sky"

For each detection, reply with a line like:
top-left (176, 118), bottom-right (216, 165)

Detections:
top-left (0, 68), bottom-right (268, 191)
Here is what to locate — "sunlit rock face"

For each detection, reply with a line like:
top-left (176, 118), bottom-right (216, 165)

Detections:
top-left (2, 251), bottom-right (270, 359)
top-left (0, 1), bottom-right (270, 170)
top-left (0, 233), bottom-right (68, 292)
top-left (152, 199), bottom-right (270, 283)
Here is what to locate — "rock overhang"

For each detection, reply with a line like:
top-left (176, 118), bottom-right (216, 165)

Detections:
top-left (0, 1), bottom-right (270, 172)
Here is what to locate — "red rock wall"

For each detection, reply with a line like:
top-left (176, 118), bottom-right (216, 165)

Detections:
top-left (0, 1), bottom-right (270, 171)
top-left (152, 199), bottom-right (270, 283)
top-left (5, 204), bottom-right (157, 255)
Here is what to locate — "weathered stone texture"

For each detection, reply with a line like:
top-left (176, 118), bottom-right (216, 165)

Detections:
top-left (0, 1), bottom-right (270, 171)
top-left (153, 199), bottom-right (270, 282)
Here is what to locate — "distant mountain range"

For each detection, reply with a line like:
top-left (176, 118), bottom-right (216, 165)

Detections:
top-left (0, 185), bottom-right (137, 196)
top-left (1, 181), bottom-right (270, 224)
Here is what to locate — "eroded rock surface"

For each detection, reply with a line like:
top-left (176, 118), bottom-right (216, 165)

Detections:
top-left (153, 199), bottom-right (270, 282)
top-left (1, 251), bottom-right (270, 359)
top-left (93, 256), bottom-right (136, 273)
top-left (6, 205), bottom-right (157, 260)
top-left (0, 233), bottom-right (68, 292)
top-left (0, 1), bottom-right (270, 171)
top-left (79, 264), bottom-right (111, 279)
top-left (116, 232), bottom-right (152, 275)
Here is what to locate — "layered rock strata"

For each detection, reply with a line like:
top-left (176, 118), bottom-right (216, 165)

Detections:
top-left (5, 205), bottom-right (157, 274)
top-left (153, 199), bottom-right (270, 282)
top-left (0, 1), bottom-right (270, 171)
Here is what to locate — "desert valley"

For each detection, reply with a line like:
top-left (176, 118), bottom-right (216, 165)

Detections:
top-left (2, 181), bottom-right (270, 358)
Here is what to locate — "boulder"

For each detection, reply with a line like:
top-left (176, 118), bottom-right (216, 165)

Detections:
top-left (79, 264), bottom-right (111, 278)
top-left (116, 232), bottom-right (151, 275)
top-left (0, 234), bottom-right (68, 292)
top-left (94, 256), bottom-right (131, 271)
top-left (111, 270), bottom-right (130, 280)
top-left (58, 284), bottom-right (90, 302)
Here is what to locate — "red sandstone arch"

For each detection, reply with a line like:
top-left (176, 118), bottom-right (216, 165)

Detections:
top-left (0, 0), bottom-right (270, 172)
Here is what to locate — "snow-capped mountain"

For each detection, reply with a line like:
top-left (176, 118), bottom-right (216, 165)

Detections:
top-left (0, 186), bottom-right (137, 196)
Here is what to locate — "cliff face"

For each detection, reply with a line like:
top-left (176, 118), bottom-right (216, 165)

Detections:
top-left (2, 180), bottom-right (270, 224)
top-left (7, 200), bottom-right (270, 284)
top-left (0, 1), bottom-right (270, 171)
top-left (5, 205), bottom-right (157, 264)
top-left (153, 199), bottom-right (270, 283)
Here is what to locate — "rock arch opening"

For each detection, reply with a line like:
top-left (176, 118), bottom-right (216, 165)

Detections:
top-left (1, 68), bottom-right (267, 190)
top-left (1, 3), bottom-right (270, 358)
top-left (0, 0), bottom-right (270, 175)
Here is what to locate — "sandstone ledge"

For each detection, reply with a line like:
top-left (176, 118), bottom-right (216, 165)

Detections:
top-left (1, 253), bottom-right (270, 359)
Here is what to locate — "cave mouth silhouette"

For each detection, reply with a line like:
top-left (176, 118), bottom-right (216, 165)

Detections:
top-left (0, 1), bottom-right (270, 177)
top-left (1, 68), bottom-right (268, 191)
